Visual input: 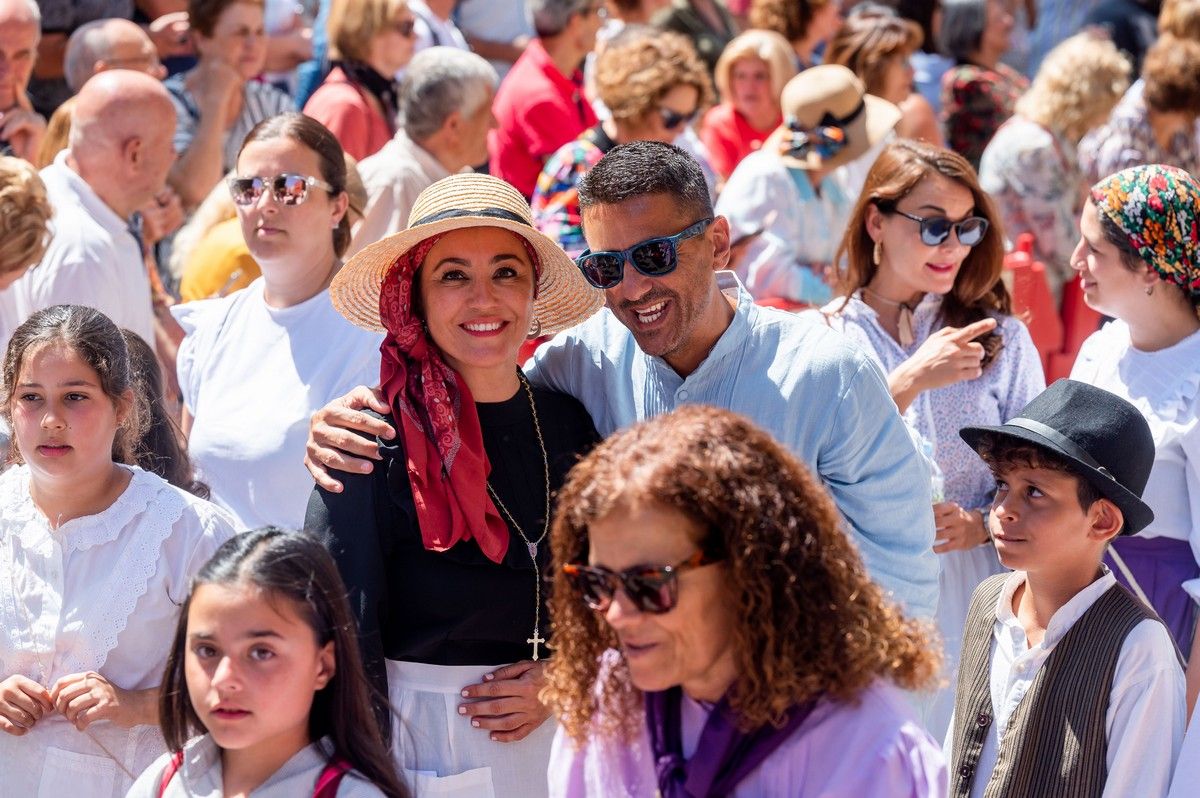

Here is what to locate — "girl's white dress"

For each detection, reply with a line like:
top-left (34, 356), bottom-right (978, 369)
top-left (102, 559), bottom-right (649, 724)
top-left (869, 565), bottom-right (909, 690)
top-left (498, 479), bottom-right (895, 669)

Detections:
top-left (0, 465), bottom-right (236, 798)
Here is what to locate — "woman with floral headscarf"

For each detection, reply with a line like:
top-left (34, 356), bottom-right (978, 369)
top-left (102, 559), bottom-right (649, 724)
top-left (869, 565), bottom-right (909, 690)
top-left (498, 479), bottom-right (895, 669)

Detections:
top-left (1068, 164), bottom-right (1200, 711)
top-left (305, 172), bottom-right (603, 797)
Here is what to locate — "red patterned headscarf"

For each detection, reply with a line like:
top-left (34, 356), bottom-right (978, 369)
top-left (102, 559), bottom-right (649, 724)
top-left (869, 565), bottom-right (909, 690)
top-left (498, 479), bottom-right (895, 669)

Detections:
top-left (377, 233), bottom-right (541, 564)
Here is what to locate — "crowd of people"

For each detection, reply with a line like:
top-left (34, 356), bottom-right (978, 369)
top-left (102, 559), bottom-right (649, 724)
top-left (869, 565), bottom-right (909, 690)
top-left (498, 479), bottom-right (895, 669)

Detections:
top-left (0, 0), bottom-right (1198, 796)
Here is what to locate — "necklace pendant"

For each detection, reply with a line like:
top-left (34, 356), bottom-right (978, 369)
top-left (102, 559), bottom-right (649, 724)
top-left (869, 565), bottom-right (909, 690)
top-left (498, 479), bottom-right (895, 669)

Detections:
top-left (527, 541), bottom-right (538, 560)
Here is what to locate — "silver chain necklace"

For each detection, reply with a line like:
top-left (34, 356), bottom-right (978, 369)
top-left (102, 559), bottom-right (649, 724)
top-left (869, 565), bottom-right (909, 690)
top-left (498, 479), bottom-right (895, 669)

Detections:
top-left (484, 374), bottom-right (551, 661)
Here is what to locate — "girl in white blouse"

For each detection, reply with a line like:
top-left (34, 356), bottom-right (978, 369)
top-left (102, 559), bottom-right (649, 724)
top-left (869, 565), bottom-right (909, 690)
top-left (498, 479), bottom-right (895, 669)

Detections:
top-left (0, 304), bottom-right (236, 797)
top-left (128, 528), bottom-right (409, 798)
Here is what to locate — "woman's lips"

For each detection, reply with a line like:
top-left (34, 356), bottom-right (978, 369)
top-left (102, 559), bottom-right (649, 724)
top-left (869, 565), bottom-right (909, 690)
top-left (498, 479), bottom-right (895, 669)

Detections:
top-left (925, 262), bottom-right (957, 274)
top-left (36, 444), bottom-right (71, 458)
top-left (460, 320), bottom-right (508, 337)
top-left (211, 708), bottom-right (251, 720)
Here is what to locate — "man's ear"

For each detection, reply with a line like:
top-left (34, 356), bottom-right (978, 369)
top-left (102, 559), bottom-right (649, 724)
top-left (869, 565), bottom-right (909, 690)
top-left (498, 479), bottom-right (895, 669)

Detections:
top-left (124, 135), bottom-right (143, 167)
top-left (709, 215), bottom-right (732, 271)
top-left (1088, 497), bottom-right (1124, 544)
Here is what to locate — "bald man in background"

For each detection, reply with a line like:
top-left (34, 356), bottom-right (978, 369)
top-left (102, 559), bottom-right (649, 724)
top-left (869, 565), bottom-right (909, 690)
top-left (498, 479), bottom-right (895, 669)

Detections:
top-left (64, 18), bottom-right (168, 93)
top-left (0, 70), bottom-right (176, 352)
top-left (0, 0), bottom-right (46, 161)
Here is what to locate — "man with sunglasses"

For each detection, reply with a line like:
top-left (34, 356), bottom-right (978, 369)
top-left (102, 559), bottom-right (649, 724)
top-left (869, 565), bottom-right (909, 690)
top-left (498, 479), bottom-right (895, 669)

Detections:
top-left (306, 141), bottom-right (939, 620)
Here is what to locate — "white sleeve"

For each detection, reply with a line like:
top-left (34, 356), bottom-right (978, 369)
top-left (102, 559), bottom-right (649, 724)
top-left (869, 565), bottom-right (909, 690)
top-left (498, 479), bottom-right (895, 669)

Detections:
top-left (124, 751), bottom-right (171, 798)
top-left (1181, 421), bottom-right (1200, 605)
top-left (1169, 701), bottom-right (1200, 797)
top-left (1102, 619), bottom-right (1186, 798)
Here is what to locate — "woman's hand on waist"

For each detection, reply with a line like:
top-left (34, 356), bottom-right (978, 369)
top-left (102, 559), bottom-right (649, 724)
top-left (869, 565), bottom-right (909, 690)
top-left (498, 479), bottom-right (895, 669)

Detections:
top-left (458, 660), bottom-right (552, 743)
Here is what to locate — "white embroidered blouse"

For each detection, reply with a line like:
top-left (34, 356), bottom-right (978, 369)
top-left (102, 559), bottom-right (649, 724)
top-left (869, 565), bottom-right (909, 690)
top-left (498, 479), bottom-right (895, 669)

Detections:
top-left (0, 465), bottom-right (236, 798)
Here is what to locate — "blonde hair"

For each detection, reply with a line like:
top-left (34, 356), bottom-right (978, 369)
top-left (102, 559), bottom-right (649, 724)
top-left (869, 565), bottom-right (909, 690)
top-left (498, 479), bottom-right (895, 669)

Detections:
top-left (1015, 32), bottom-right (1131, 143)
top-left (35, 96), bottom-right (76, 169)
top-left (0, 157), bottom-right (52, 278)
top-left (327, 0), bottom-right (408, 63)
top-left (594, 28), bottom-right (713, 123)
top-left (1160, 0), bottom-right (1200, 39)
top-left (713, 29), bottom-right (796, 103)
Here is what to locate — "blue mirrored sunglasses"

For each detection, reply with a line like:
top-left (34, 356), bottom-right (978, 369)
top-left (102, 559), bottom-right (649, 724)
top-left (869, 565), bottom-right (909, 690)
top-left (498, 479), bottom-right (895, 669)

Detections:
top-left (575, 218), bottom-right (714, 289)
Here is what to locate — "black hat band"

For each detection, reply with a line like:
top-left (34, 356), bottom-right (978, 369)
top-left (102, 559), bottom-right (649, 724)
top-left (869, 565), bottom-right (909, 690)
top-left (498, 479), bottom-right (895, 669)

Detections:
top-left (412, 206), bottom-right (531, 229)
top-left (1005, 418), bottom-right (1117, 482)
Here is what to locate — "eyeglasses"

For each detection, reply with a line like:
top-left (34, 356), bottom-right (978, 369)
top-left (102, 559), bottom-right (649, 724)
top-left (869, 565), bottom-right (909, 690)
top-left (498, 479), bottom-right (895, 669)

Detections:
top-left (563, 550), bottom-right (722, 614)
top-left (575, 218), bottom-right (714, 289)
top-left (887, 207), bottom-right (989, 247)
top-left (391, 18), bottom-right (416, 37)
top-left (228, 173), bottom-right (336, 206)
top-left (658, 106), bottom-right (699, 131)
top-left (783, 124), bottom-right (847, 161)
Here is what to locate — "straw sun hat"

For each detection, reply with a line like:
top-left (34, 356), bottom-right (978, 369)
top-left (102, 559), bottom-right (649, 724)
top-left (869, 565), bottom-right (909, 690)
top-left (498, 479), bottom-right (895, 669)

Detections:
top-left (330, 172), bottom-right (604, 336)
top-left (769, 64), bottom-right (901, 171)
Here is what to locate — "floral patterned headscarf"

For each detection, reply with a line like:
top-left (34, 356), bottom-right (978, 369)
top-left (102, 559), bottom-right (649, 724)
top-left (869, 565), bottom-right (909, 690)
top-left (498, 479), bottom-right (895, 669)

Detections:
top-left (1090, 164), bottom-right (1200, 302)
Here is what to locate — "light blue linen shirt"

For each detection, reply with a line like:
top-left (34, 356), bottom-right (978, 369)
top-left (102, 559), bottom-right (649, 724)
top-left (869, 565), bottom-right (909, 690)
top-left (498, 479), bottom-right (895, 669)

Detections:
top-left (526, 272), bottom-right (939, 619)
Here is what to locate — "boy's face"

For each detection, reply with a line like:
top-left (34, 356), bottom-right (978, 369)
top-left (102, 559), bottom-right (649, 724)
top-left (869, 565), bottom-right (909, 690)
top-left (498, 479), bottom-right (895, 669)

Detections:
top-left (989, 464), bottom-right (1112, 573)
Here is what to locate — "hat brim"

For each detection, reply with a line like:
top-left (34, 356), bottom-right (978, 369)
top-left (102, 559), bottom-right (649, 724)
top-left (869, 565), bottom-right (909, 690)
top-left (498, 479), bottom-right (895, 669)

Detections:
top-left (330, 215), bottom-right (604, 338)
top-left (778, 93), bottom-right (901, 171)
top-left (959, 424), bottom-right (1154, 535)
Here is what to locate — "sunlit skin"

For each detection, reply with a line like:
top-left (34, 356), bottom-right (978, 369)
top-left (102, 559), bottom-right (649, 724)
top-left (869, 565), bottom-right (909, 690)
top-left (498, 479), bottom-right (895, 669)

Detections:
top-left (1070, 201), bottom-right (1153, 321)
top-left (580, 193), bottom-right (734, 377)
top-left (367, 4), bottom-right (417, 77)
top-left (233, 137), bottom-right (348, 306)
top-left (974, 0), bottom-right (1013, 67)
top-left (617, 84), bottom-right (701, 144)
top-left (0, 13), bottom-right (37, 110)
top-left (729, 57), bottom-right (778, 130)
top-left (865, 173), bottom-right (977, 306)
top-left (185, 583), bottom-right (335, 796)
top-left (587, 498), bottom-right (737, 703)
top-left (195, 2), bottom-right (268, 81)
top-left (877, 53), bottom-right (915, 106)
top-left (418, 226), bottom-right (536, 401)
top-left (10, 342), bottom-right (132, 523)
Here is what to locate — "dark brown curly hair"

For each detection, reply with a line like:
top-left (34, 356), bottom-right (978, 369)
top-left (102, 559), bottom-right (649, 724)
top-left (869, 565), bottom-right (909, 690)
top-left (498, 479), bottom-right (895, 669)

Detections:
top-left (543, 405), bottom-right (939, 743)
top-left (834, 138), bottom-right (1012, 366)
top-left (749, 0), bottom-right (831, 42)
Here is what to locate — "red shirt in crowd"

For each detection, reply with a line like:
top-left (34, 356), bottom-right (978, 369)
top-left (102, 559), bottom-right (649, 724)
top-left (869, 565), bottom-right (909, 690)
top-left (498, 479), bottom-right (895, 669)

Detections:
top-left (303, 66), bottom-right (393, 161)
top-left (489, 38), bottom-right (597, 197)
top-left (700, 102), bottom-right (781, 181)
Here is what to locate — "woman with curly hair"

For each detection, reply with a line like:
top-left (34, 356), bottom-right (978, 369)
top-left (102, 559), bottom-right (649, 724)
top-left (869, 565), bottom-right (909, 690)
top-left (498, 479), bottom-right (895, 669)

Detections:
top-left (544, 405), bottom-right (946, 797)
top-left (749, 0), bottom-right (844, 69)
top-left (822, 138), bottom-right (1044, 737)
top-left (978, 32), bottom-right (1131, 297)
top-left (532, 26), bottom-right (713, 257)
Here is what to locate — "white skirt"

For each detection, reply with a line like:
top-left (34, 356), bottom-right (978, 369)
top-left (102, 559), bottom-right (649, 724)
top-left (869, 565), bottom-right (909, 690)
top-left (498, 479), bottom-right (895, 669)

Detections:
top-left (387, 660), bottom-right (557, 798)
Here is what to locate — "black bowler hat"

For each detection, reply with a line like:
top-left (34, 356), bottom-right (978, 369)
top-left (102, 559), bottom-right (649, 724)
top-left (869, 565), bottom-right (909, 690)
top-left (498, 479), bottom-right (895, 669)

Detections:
top-left (960, 379), bottom-right (1155, 535)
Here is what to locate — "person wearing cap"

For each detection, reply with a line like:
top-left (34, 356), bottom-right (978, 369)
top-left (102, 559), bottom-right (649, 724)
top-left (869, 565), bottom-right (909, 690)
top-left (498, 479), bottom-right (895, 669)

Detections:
top-left (1068, 165), bottom-right (1200, 706)
top-left (715, 64), bottom-right (900, 306)
top-left (173, 112), bottom-right (382, 531)
top-left (304, 172), bottom-right (603, 796)
top-left (305, 139), bottom-right (941, 623)
top-left (822, 138), bottom-right (1045, 739)
top-left (946, 379), bottom-right (1185, 798)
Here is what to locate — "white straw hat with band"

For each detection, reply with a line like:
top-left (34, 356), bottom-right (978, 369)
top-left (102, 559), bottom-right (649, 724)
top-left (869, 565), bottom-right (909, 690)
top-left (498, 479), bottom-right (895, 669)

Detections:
top-left (330, 172), bottom-right (604, 336)
top-left (767, 64), bottom-right (901, 171)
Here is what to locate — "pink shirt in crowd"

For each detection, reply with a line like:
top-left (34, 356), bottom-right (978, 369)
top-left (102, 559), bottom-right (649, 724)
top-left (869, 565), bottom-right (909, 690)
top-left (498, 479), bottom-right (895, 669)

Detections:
top-left (303, 66), bottom-right (393, 161)
top-left (489, 38), bottom-right (598, 197)
top-left (700, 103), bottom-right (781, 181)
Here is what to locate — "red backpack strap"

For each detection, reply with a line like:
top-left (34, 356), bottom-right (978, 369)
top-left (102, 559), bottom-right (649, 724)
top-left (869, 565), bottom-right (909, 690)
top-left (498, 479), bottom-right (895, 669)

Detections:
top-left (312, 757), bottom-right (353, 798)
top-left (157, 751), bottom-right (186, 797)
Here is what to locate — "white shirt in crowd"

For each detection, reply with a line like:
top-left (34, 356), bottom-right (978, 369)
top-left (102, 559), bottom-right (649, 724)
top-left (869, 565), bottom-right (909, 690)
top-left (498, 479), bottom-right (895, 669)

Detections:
top-left (0, 151), bottom-right (154, 354)
top-left (0, 466), bottom-right (235, 798)
top-left (174, 280), bottom-right (382, 530)
top-left (1170, 702), bottom-right (1200, 797)
top-left (411, 0), bottom-right (469, 53)
top-left (348, 129), bottom-right (450, 258)
top-left (1071, 319), bottom-right (1200, 602)
top-left (942, 568), bottom-right (1185, 798)
top-left (128, 736), bottom-right (386, 797)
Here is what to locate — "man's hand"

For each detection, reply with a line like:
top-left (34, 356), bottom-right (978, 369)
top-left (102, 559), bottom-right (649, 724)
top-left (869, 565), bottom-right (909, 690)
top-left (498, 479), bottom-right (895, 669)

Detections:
top-left (0, 675), bottom-right (52, 736)
top-left (140, 188), bottom-right (185, 247)
top-left (0, 97), bottom-right (46, 163)
top-left (458, 661), bottom-right (552, 743)
top-left (305, 386), bottom-right (393, 492)
top-left (148, 12), bottom-right (194, 60)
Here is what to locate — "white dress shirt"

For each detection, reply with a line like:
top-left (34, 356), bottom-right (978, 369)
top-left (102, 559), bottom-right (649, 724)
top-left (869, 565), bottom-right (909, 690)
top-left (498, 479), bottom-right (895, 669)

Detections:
top-left (348, 130), bottom-right (450, 258)
top-left (1071, 320), bottom-right (1200, 602)
top-left (0, 466), bottom-right (235, 798)
top-left (0, 153), bottom-right (154, 354)
top-left (942, 568), bottom-right (1185, 798)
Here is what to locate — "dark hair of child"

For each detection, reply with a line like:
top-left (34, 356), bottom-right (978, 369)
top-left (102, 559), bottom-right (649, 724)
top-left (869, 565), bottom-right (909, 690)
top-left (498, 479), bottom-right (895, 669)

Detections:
top-left (973, 432), bottom-right (1105, 514)
top-left (159, 527), bottom-right (410, 798)
top-left (120, 329), bottom-right (210, 499)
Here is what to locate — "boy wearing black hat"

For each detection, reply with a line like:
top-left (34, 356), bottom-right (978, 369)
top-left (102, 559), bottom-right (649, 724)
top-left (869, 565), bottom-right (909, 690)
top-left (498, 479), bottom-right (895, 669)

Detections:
top-left (945, 379), bottom-right (1185, 798)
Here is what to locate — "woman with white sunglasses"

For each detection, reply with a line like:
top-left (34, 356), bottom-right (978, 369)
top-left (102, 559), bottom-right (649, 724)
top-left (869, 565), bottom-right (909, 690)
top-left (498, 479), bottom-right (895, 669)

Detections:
top-left (172, 112), bottom-right (382, 530)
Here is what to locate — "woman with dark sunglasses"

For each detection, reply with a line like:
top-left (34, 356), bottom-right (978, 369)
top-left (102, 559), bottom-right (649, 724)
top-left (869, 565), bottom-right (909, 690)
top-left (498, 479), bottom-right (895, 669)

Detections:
top-left (172, 112), bottom-right (383, 531)
top-left (544, 404), bottom-right (946, 796)
top-left (532, 26), bottom-right (712, 258)
top-left (305, 171), bottom-right (603, 796)
top-left (303, 0), bottom-right (418, 161)
top-left (822, 138), bottom-right (1045, 738)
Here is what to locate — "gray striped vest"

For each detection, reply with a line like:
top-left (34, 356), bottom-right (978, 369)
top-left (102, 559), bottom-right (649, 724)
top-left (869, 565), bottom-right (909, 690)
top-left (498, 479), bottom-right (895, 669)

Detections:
top-left (948, 573), bottom-right (1163, 798)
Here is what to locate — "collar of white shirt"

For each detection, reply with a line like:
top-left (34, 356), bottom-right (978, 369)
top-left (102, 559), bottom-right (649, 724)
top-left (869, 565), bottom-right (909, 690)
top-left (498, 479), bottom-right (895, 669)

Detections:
top-left (993, 566), bottom-right (1117, 653)
top-left (43, 150), bottom-right (135, 242)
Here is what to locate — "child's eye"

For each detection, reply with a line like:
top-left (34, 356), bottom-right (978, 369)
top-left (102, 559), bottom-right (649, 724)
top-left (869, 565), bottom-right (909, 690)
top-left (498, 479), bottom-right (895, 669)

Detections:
top-left (17, 392), bottom-right (40, 402)
top-left (249, 646), bottom-right (275, 661)
top-left (64, 392), bottom-right (88, 402)
top-left (993, 480), bottom-right (1008, 493)
top-left (192, 644), bottom-right (217, 659)
top-left (1026, 485), bottom-right (1044, 498)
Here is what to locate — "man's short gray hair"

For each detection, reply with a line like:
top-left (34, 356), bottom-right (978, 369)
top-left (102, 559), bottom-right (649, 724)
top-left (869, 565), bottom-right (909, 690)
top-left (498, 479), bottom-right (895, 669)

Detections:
top-left (401, 47), bottom-right (498, 142)
top-left (938, 0), bottom-right (988, 62)
top-left (529, 0), bottom-right (594, 38)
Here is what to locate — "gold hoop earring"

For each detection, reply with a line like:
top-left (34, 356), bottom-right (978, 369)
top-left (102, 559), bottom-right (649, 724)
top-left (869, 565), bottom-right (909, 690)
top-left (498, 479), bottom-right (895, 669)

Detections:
top-left (873, 240), bottom-right (882, 266)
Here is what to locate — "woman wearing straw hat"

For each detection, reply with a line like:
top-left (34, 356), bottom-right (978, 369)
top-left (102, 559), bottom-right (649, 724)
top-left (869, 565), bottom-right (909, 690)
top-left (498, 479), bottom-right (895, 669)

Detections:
top-left (305, 171), bottom-right (603, 796)
top-left (715, 64), bottom-right (901, 307)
